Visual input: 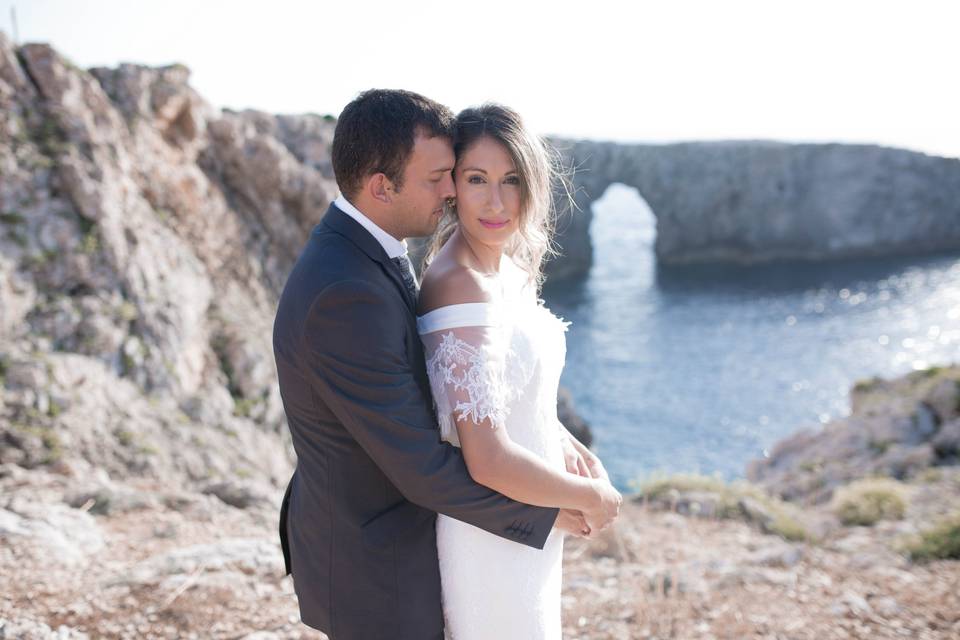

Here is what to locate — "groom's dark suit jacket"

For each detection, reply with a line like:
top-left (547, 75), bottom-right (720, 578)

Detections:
top-left (273, 204), bottom-right (560, 640)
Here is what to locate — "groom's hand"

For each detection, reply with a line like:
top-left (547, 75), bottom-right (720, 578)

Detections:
top-left (554, 508), bottom-right (590, 538)
top-left (560, 433), bottom-right (591, 477)
top-left (560, 429), bottom-right (610, 483)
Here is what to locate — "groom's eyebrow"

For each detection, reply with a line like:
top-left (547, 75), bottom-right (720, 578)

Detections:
top-left (431, 166), bottom-right (454, 173)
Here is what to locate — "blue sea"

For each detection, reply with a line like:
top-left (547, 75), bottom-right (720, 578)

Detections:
top-left (542, 185), bottom-right (960, 492)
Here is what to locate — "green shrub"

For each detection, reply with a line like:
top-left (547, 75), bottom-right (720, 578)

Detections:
top-left (0, 211), bottom-right (25, 225)
top-left (853, 377), bottom-right (881, 392)
top-left (903, 512), bottom-right (960, 561)
top-left (831, 477), bottom-right (908, 526)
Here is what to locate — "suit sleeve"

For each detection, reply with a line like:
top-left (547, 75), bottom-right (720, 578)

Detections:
top-left (301, 279), bottom-right (559, 549)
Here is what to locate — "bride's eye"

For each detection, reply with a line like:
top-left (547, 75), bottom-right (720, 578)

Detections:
top-left (467, 175), bottom-right (486, 184)
top-left (504, 175), bottom-right (520, 186)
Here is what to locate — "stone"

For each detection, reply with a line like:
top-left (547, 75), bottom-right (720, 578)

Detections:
top-left (923, 379), bottom-right (960, 423)
top-left (872, 595), bottom-right (902, 617)
top-left (745, 544), bottom-right (804, 568)
top-left (932, 418), bottom-right (960, 459)
top-left (64, 484), bottom-right (158, 516)
top-left (737, 497), bottom-right (775, 530)
top-left (200, 480), bottom-right (272, 511)
top-left (840, 590), bottom-right (874, 619)
top-left (557, 387), bottom-right (594, 447)
top-left (110, 538), bottom-right (283, 586)
top-left (0, 502), bottom-right (104, 566)
top-left (0, 617), bottom-right (90, 639)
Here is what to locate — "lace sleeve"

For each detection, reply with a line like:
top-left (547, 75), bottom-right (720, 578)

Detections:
top-left (420, 325), bottom-right (510, 444)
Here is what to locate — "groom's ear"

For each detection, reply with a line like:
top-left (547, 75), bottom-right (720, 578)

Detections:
top-left (368, 173), bottom-right (394, 205)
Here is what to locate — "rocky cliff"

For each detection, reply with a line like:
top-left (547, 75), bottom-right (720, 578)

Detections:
top-left (549, 138), bottom-right (960, 277)
top-left (1, 32), bottom-right (347, 492)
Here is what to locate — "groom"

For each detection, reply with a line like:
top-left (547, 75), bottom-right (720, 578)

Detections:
top-left (274, 89), bottom-right (609, 640)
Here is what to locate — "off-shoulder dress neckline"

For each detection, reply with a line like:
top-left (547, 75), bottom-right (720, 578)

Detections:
top-left (416, 302), bottom-right (502, 334)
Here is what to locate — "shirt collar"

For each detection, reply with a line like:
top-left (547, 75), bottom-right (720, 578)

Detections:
top-left (333, 195), bottom-right (408, 259)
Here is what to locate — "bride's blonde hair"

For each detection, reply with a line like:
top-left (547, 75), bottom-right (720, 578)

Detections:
top-left (422, 103), bottom-right (571, 291)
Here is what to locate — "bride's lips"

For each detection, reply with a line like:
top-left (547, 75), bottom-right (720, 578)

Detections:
top-left (479, 219), bottom-right (509, 229)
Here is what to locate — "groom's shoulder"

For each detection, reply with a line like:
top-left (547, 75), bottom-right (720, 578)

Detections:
top-left (297, 224), bottom-right (379, 278)
top-left (277, 226), bottom-right (385, 319)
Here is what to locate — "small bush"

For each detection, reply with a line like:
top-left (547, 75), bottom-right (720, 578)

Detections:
top-left (636, 472), bottom-right (729, 501)
top-left (903, 512), bottom-right (960, 561)
top-left (831, 477), bottom-right (908, 526)
top-left (635, 472), bottom-right (810, 541)
top-left (0, 211), bottom-right (25, 225)
top-left (917, 468), bottom-right (943, 483)
top-left (853, 376), bottom-right (883, 393)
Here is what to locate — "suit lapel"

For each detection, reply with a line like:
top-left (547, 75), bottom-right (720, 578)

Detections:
top-left (321, 204), bottom-right (416, 313)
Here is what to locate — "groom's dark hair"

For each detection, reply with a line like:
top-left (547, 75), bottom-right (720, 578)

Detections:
top-left (332, 89), bottom-right (455, 199)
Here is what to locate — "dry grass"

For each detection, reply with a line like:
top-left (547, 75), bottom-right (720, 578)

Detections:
top-left (632, 472), bottom-right (811, 542)
top-left (831, 476), bottom-right (910, 526)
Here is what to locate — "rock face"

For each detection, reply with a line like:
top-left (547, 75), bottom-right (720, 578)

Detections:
top-left (0, 33), bottom-right (337, 490)
top-left (548, 138), bottom-right (960, 278)
top-left (746, 366), bottom-right (960, 504)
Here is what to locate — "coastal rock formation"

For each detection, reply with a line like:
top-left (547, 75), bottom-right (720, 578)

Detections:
top-left (746, 365), bottom-right (960, 504)
top-left (548, 138), bottom-right (960, 277)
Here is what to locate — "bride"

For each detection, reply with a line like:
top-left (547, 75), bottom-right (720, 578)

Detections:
top-left (416, 104), bottom-right (623, 639)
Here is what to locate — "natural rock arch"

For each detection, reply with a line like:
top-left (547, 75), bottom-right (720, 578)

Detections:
top-left (545, 139), bottom-right (960, 282)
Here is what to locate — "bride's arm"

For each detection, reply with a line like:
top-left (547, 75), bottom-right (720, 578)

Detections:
top-left (457, 412), bottom-right (604, 512)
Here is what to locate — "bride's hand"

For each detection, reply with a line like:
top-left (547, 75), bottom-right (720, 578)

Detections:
top-left (581, 479), bottom-right (622, 533)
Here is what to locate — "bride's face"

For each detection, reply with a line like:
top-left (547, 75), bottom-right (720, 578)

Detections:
top-left (453, 136), bottom-right (522, 247)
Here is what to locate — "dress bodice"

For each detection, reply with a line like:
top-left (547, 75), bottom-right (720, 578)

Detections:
top-left (417, 293), bottom-right (570, 455)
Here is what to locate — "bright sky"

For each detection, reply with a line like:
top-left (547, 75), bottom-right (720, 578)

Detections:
top-left (2, 0), bottom-right (958, 158)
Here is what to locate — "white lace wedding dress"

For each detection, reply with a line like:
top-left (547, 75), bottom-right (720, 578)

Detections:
top-left (417, 264), bottom-right (571, 640)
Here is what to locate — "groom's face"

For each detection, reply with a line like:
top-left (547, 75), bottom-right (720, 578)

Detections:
top-left (391, 132), bottom-right (456, 238)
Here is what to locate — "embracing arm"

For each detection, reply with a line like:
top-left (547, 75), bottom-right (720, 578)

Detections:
top-left (302, 278), bottom-right (559, 548)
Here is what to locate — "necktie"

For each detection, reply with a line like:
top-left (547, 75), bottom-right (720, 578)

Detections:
top-left (391, 254), bottom-right (419, 303)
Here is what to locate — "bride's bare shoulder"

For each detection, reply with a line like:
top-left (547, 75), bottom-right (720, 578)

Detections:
top-left (418, 257), bottom-right (493, 316)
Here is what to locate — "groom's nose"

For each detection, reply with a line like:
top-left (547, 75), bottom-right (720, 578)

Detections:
top-left (440, 173), bottom-right (455, 200)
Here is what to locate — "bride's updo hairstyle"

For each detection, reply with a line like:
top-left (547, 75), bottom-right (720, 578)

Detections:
top-left (423, 103), bottom-right (570, 291)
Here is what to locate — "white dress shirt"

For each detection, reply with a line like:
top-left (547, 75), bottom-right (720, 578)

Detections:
top-left (333, 195), bottom-right (408, 259)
